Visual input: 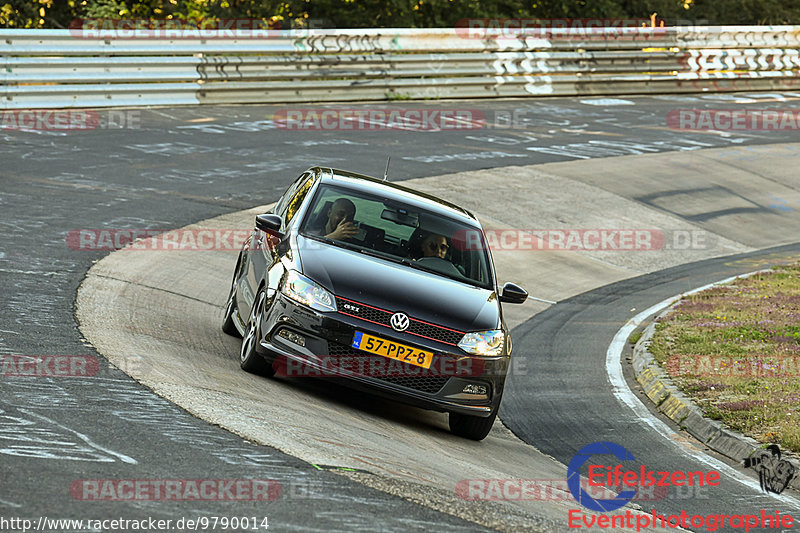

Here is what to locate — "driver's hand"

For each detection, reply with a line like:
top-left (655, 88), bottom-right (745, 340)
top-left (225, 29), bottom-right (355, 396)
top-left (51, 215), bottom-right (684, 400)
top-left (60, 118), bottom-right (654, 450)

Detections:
top-left (327, 220), bottom-right (359, 240)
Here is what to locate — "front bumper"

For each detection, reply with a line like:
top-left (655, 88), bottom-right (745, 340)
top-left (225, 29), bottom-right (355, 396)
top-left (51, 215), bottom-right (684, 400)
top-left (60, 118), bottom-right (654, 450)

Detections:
top-left (255, 293), bottom-right (509, 417)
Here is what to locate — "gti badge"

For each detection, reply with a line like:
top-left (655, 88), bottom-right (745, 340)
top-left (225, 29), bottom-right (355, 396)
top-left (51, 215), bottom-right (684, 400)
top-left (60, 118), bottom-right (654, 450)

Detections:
top-left (343, 303), bottom-right (361, 313)
top-left (390, 312), bottom-right (410, 332)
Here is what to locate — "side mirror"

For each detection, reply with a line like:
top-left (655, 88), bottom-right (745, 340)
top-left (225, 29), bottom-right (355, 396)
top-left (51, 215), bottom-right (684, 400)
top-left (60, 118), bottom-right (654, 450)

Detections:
top-left (255, 214), bottom-right (283, 236)
top-left (499, 282), bottom-right (528, 304)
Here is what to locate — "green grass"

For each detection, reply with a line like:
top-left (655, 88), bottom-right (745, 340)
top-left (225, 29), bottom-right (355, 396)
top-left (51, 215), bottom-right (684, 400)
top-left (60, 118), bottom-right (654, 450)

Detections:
top-left (649, 265), bottom-right (800, 452)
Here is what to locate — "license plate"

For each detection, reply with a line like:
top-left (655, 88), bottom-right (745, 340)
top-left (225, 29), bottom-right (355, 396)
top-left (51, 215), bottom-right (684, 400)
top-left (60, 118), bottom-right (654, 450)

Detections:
top-left (351, 331), bottom-right (434, 369)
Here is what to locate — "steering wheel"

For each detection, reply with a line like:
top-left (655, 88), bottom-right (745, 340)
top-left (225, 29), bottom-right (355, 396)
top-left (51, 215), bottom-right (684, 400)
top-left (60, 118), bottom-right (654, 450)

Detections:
top-left (415, 256), bottom-right (463, 277)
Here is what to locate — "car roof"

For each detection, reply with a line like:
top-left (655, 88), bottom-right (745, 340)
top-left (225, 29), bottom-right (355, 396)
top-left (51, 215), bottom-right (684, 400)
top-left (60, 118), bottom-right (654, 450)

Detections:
top-left (310, 167), bottom-right (480, 225)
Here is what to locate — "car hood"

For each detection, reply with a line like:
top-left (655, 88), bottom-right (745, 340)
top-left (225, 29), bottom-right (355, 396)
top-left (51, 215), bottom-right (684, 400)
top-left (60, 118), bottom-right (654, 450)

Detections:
top-left (296, 235), bottom-right (499, 332)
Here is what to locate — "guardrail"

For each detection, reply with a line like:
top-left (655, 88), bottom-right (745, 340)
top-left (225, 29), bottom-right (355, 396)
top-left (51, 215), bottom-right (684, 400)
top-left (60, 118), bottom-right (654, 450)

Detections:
top-left (2, 26), bottom-right (800, 109)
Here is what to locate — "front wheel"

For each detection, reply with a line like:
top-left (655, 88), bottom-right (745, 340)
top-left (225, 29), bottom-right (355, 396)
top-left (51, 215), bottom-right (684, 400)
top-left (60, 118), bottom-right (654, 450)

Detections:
top-left (449, 409), bottom-right (497, 441)
top-left (239, 288), bottom-right (275, 376)
top-left (221, 285), bottom-right (241, 338)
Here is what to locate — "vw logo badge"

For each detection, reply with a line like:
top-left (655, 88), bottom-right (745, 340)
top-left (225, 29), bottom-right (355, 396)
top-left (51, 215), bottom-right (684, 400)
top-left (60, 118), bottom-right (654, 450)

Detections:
top-left (390, 312), bottom-right (410, 332)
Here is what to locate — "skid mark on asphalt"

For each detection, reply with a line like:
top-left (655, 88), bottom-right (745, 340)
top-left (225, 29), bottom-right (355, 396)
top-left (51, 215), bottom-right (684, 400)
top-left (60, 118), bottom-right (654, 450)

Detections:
top-left (0, 498), bottom-right (21, 508)
top-left (0, 403), bottom-right (133, 463)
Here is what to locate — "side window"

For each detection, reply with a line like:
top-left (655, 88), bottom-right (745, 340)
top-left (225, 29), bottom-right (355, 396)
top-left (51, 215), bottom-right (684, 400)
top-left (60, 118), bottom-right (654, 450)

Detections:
top-left (274, 189), bottom-right (293, 219)
top-left (275, 172), bottom-right (310, 221)
top-left (284, 176), bottom-right (315, 225)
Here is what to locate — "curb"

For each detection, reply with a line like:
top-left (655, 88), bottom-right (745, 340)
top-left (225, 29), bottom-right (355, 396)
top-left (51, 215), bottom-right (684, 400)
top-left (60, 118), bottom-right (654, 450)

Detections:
top-left (631, 298), bottom-right (800, 493)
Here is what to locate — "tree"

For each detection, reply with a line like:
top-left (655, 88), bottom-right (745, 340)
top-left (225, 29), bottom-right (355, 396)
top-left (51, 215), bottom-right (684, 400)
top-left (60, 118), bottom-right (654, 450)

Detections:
top-left (3, 0), bottom-right (800, 28)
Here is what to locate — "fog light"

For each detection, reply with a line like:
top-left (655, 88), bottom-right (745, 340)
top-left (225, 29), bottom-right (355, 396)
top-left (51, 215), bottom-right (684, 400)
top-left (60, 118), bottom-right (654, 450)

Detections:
top-left (461, 384), bottom-right (487, 395)
top-left (277, 329), bottom-right (306, 347)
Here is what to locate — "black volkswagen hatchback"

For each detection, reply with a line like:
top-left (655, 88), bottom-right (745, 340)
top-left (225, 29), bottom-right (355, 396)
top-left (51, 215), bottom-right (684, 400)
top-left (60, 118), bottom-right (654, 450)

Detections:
top-left (222, 167), bottom-right (527, 440)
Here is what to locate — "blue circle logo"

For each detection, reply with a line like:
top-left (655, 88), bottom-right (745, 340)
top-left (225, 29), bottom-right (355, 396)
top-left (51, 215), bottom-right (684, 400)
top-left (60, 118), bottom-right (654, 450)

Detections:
top-left (567, 441), bottom-right (637, 512)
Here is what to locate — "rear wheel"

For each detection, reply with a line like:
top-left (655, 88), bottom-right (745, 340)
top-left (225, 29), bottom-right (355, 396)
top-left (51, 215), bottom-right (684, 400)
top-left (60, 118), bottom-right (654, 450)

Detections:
top-left (449, 409), bottom-right (497, 441)
top-left (240, 288), bottom-right (275, 376)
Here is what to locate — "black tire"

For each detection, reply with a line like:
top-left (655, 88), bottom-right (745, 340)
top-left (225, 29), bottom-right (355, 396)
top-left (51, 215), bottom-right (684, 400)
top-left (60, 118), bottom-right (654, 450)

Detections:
top-left (239, 288), bottom-right (275, 376)
top-left (221, 285), bottom-right (241, 338)
top-left (449, 409), bottom-right (497, 441)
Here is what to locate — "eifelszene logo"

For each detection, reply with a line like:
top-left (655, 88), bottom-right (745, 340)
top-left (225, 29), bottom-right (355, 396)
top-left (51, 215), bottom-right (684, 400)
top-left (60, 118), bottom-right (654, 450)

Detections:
top-left (566, 441), bottom-right (796, 531)
top-left (567, 441), bottom-right (721, 512)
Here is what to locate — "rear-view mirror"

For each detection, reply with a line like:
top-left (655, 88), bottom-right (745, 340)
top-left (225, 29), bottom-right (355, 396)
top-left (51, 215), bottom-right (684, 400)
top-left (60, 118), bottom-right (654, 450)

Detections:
top-left (381, 208), bottom-right (418, 228)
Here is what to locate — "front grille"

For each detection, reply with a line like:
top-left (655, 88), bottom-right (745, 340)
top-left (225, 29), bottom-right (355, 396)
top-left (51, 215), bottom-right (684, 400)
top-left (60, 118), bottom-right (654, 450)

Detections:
top-left (335, 296), bottom-right (464, 345)
top-left (409, 320), bottom-right (462, 345)
top-left (325, 342), bottom-right (449, 395)
top-left (375, 376), bottom-right (449, 394)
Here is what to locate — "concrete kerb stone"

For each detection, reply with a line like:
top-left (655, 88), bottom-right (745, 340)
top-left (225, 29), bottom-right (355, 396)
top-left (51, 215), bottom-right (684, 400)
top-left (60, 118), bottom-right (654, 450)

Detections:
top-left (631, 290), bottom-right (800, 493)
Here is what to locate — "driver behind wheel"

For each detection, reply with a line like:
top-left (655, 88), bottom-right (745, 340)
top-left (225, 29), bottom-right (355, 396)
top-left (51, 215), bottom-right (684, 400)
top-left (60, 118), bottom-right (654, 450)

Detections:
top-left (409, 230), bottom-right (449, 260)
top-left (408, 229), bottom-right (467, 277)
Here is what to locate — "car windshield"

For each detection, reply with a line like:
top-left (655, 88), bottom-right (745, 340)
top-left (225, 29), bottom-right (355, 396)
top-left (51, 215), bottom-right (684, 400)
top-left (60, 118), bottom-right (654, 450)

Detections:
top-left (299, 184), bottom-right (494, 290)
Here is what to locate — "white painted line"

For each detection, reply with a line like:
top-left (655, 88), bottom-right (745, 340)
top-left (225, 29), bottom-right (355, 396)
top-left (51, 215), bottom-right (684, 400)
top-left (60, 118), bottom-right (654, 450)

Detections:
top-left (19, 408), bottom-right (138, 465)
top-left (699, 94), bottom-right (758, 103)
top-left (72, 376), bottom-right (142, 383)
top-left (342, 116), bottom-right (423, 132)
top-left (148, 110), bottom-right (181, 121)
top-left (742, 93), bottom-right (788, 101)
top-left (605, 273), bottom-right (800, 510)
top-left (579, 98), bottom-right (635, 106)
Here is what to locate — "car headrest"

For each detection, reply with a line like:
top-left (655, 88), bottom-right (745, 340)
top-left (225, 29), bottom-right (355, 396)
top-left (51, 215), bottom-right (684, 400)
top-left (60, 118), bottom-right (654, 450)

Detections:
top-left (309, 200), bottom-right (332, 230)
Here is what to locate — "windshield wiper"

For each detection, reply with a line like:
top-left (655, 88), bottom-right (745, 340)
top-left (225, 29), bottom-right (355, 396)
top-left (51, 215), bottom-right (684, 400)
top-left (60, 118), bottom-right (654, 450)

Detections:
top-left (402, 260), bottom-right (446, 277)
top-left (302, 233), bottom-right (362, 253)
top-left (353, 247), bottom-right (414, 266)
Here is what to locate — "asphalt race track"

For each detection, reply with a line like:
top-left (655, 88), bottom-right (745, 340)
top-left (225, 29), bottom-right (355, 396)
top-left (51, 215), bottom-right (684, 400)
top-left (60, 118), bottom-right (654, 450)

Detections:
top-left (3, 94), bottom-right (800, 531)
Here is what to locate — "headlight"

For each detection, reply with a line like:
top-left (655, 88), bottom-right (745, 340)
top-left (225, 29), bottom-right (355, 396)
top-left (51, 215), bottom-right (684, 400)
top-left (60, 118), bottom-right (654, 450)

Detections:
top-left (458, 330), bottom-right (505, 356)
top-left (281, 271), bottom-right (336, 312)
